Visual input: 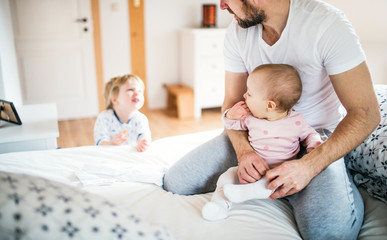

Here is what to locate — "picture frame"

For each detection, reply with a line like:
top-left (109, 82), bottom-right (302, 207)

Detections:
top-left (0, 99), bottom-right (22, 125)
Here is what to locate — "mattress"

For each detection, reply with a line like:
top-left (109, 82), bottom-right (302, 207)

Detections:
top-left (0, 129), bottom-right (386, 239)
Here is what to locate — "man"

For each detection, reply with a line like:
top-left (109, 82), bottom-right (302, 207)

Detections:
top-left (164, 0), bottom-right (380, 239)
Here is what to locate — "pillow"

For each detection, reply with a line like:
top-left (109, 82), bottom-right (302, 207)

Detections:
top-left (0, 171), bottom-right (173, 240)
top-left (345, 84), bottom-right (387, 203)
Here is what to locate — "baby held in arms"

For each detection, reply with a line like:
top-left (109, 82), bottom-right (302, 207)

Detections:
top-left (94, 74), bottom-right (151, 152)
top-left (202, 64), bottom-right (322, 221)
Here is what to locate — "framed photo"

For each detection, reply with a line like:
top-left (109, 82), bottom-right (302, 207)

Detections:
top-left (0, 100), bottom-right (22, 125)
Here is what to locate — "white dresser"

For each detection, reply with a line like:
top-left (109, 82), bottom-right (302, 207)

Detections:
top-left (0, 103), bottom-right (59, 153)
top-left (179, 28), bottom-right (226, 118)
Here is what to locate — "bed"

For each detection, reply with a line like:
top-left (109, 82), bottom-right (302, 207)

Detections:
top-left (0, 127), bottom-right (386, 240)
top-left (1, 85), bottom-right (387, 240)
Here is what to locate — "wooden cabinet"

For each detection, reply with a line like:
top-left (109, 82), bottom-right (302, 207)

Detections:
top-left (179, 28), bottom-right (226, 118)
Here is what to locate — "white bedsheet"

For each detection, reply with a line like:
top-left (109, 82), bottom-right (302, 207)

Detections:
top-left (0, 129), bottom-right (386, 239)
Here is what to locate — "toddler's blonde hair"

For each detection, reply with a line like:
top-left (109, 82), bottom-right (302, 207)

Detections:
top-left (252, 64), bottom-right (302, 111)
top-left (104, 74), bottom-right (144, 110)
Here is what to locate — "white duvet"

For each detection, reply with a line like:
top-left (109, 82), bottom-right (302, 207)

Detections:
top-left (0, 129), bottom-right (386, 240)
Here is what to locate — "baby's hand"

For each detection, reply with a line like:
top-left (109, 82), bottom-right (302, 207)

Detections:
top-left (226, 101), bottom-right (250, 120)
top-left (306, 141), bottom-right (322, 153)
top-left (111, 130), bottom-right (128, 145)
top-left (136, 135), bottom-right (151, 152)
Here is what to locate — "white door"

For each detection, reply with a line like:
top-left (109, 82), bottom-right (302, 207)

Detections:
top-left (10, 0), bottom-right (98, 120)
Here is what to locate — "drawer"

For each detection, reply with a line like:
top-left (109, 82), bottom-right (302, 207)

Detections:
top-left (196, 77), bottom-right (225, 108)
top-left (196, 73), bottom-right (225, 90)
top-left (198, 85), bottom-right (225, 108)
top-left (196, 57), bottom-right (225, 78)
top-left (195, 37), bottom-right (224, 56)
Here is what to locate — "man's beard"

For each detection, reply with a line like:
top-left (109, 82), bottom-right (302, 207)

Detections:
top-left (230, 1), bottom-right (266, 28)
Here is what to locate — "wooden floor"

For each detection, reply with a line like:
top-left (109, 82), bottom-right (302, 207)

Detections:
top-left (57, 108), bottom-right (223, 148)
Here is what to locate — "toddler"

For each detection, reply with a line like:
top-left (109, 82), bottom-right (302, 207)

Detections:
top-left (94, 74), bottom-right (151, 152)
top-left (202, 64), bottom-right (322, 221)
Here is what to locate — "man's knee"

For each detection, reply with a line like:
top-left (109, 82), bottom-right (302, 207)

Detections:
top-left (163, 173), bottom-right (185, 194)
top-left (290, 159), bottom-right (363, 240)
top-left (298, 217), bottom-right (361, 240)
top-left (163, 167), bottom-right (219, 195)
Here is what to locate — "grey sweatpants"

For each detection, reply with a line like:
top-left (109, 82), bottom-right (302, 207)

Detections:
top-left (163, 130), bottom-right (364, 240)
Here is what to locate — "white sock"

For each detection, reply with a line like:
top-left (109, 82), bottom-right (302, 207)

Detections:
top-left (223, 176), bottom-right (273, 203)
top-left (202, 200), bottom-right (231, 221)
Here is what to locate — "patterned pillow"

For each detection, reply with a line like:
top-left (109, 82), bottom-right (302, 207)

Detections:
top-left (345, 84), bottom-right (387, 203)
top-left (0, 171), bottom-right (173, 240)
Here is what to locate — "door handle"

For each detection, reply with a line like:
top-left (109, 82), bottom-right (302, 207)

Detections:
top-left (75, 18), bottom-right (87, 23)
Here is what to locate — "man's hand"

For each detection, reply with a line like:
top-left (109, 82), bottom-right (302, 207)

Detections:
top-left (226, 101), bottom-right (250, 120)
top-left (266, 157), bottom-right (316, 199)
top-left (237, 151), bottom-right (270, 184)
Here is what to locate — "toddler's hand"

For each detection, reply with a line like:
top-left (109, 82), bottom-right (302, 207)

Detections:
top-left (226, 101), bottom-right (250, 120)
top-left (136, 136), bottom-right (151, 152)
top-left (111, 130), bottom-right (128, 145)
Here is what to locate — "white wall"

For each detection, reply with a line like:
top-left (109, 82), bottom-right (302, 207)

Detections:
top-left (325, 0), bottom-right (387, 86)
top-left (145, 0), bottom-right (387, 109)
top-left (145, 0), bottom-right (233, 109)
top-left (1, 1), bottom-right (386, 113)
top-left (99, 0), bottom-right (131, 84)
top-left (0, 0), bottom-right (22, 106)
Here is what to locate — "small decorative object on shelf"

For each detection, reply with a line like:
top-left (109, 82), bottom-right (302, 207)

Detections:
top-left (0, 99), bottom-right (22, 125)
top-left (202, 4), bottom-right (216, 28)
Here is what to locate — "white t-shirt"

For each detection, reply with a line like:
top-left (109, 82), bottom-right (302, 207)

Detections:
top-left (224, 0), bottom-right (366, 131)
top-left (94, 109), bottom-right (151, 146)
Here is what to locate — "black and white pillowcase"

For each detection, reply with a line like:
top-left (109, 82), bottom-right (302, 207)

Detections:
top-left (0, 171), bottom-right (173, 240)
top-left (345, 85), bottom-right (387, 203)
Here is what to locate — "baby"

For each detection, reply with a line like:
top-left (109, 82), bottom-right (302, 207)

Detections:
top-left (202, 64), bottom-right (322, 221)
top-left (94, 74), bottom-right (151, 152)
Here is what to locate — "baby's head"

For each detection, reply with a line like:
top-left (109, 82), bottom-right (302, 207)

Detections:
top-left (104, 74), bottom-right (145, 110)
top-left (244, 64), bottom-right (302, 118)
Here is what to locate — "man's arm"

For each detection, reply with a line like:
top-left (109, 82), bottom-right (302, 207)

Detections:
top-left (223, 71), bottom-right (270, 184)
top-left (266, 61), bottom-right (380, 199)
